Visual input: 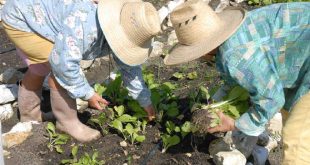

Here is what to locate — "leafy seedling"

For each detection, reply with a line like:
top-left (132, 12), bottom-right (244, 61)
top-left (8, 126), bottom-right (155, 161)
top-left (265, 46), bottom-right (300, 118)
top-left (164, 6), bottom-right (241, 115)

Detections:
top-left (88, 113), bottom-right (109, 135)
top-left (187, 71), bottom-right (198, 80)
top-left (124, 123), bottom-right (146, 144)
top-left (192, 86), bottom-right (250, 131)
top-left (45, 122), bottom-right (70, 154)
top-left (172, 72), bottom-right (185, 80)
top-left (61, 145), bottom-right (105, 165)
top-left (161, 134), bottom-right (181, 153)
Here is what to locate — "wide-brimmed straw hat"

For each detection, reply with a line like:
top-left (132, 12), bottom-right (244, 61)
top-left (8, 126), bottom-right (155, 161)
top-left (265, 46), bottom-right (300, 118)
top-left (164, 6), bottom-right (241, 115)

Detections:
top-left (164, 0), bottom-right (246, 65)
top-left (98, 0), bottom-right (160, 66)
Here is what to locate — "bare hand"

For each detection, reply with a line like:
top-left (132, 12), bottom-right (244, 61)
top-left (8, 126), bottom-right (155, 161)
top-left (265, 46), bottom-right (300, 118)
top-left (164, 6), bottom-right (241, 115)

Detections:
top-left (207, 111), bottom-right (236, 133)
top-left (88, 93), bottom-right (109, 110)
top-left (143, 105), bottom-right (156, 121)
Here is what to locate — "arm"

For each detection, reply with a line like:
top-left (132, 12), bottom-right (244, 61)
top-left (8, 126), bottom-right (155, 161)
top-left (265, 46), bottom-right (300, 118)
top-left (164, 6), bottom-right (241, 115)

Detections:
top-left (49, 5), bottom-right (108, 110)
top-left (113, 56), bottom-right (155, 120)
top-left (209, 48), bottom-right (285, 136)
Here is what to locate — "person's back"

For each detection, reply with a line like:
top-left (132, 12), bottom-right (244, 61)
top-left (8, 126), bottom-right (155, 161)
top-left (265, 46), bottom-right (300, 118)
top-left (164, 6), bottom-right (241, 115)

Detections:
top-left (2, 0), bottom-right (98, 43)
top-left (218, 2), bottom-right (310, 114)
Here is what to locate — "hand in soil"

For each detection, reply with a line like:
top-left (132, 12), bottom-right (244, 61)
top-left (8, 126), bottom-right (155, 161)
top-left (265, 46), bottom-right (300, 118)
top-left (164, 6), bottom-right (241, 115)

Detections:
top-left (143, 104), bottom-right (156, 121)
top-left (88, 93), bottom-right (109, 110)
top-left (207, 111), bottom-right (236, 133)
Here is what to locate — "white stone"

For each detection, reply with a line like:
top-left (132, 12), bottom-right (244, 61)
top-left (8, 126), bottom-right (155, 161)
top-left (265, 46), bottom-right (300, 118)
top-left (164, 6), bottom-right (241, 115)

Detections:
top-left (167, 31), bottom-right (178, 46)
top-left (0, 104), bottom-right (14, 121)
top-left (234, 0), bottom-right (245, 3)
top-left (215, 0), bottom-right (230, 13)
top-left (0, 84), bottom-right (18, 104)
top-left (267, 112), bottom-right (282, 141)
top-left (214, 149), bottom-right (246, 165)
top-left (80, 60), bottom-right (94, 70)
top-left (76, 98), bottom-right (88, 111)
top-left (120, 140), bottom-right (127, 147)
top-left (2, 122), bottom-right (33, 148)
top-left (265, 137), bottom-right (278, 152)
top-left (150, 41), bottom-right (164, 58)
top-left (0, 68), bottom-right (23, 84)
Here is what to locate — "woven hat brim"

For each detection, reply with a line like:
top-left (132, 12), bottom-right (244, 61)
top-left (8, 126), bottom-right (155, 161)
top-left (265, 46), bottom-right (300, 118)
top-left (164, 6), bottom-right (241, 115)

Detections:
top-left (164, 7), bottom-right (246, 66)
top-left (98, 0), bottom-right (151, 66)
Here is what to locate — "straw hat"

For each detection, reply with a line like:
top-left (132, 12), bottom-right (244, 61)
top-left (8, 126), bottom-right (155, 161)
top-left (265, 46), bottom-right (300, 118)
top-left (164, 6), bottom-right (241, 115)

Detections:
top-left (164, 0), bottom-right (246, 65)
top-left (98, 0), bottom-right (160, 66)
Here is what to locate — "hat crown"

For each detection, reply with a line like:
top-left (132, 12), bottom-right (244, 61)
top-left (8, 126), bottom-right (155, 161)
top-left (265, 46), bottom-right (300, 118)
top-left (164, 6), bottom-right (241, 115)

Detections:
top-left (121, 2), bottom-right (160, 47)
top-left (170, 0), bottom-right (222, 45)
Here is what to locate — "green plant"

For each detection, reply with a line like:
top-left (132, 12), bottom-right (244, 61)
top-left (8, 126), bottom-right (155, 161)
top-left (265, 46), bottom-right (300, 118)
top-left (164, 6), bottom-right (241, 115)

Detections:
top-left (110, 119), bottom-right (145, 144)
top-left (88, 113), bottom-right (109, 135)
top-left (45, 122), bottom-right (70, 154)
top-left (172, 72), bottom-right (185, 80)
top-left (61, 145), bottom-right (105, 165)
top-left (192, 86), bottom-right (250, 128)
top-left (161, 134), bottom-right (180, 153)
top-left (187, 71), bottom-right (198, 80)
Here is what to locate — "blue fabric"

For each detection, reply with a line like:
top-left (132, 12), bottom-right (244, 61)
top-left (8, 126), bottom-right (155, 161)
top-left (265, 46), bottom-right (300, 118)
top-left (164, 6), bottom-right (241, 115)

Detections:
top-left (1, 0), bottom-right (151, 107)
top-left (217, 2), bottom-right (310, 136)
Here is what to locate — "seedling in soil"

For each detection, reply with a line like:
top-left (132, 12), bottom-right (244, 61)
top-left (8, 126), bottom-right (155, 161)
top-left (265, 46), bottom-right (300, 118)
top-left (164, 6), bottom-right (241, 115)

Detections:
top-left (45, 122), bottom-right (70, 154)
top-left (187, 71), bottom-right (198, 80)
top-left (172, 72), bottom-right (185, 80)
top-left (88, 113), bottom-right (109, 135)
top-left (191, 86), bottom-right (250, 134)
top-left (124, 123), bottom-right (146, 144)
top-left (61, 145), bottom-right (105, 165)
top-left (110, 119), bottom-right (146, 144)
top-left (161, 134), bottom-right (180, 153)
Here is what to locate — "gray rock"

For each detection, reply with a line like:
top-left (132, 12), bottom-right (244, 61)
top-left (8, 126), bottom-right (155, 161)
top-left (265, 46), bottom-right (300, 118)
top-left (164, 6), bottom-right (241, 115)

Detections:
top-left (209, 138), bottom-right (232, 156)
top-left (232, 131), bottom-right (258, 158)
top-left (80, 60), bottom-right (94, 70)
top-left (214, 149), bottom-right (246, 165)
top-left (2, 122), bottom-right (33, 148)
top-left (0, 68), bottom-right (23, 84)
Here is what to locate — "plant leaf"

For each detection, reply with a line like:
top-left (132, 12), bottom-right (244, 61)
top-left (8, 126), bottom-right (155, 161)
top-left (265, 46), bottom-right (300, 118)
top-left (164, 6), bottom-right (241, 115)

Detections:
top-left (55, 145), bottom-right (64, 154)
top-left (71, 145), bottom-right (79, 157)
top-left (187, 71), bottom-right (198, 80)
top-left (125, 123), bottom-right (134, 135)
top-left (114, 105), bottom-right (125, 117)
top-left (117, 114), bottom-right (137, 123)
top-left (181, 121), bottom-right (192, 133)
top-left (135, 135), bottom-right (146, 142)
top-left (111, 119), bottom-right (123, 132)
top-left (172, 72), bottom-right (185, 79)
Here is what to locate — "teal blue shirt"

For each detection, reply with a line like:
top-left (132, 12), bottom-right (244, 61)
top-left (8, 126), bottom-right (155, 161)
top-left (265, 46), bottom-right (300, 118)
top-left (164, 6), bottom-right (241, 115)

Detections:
top-left (217, 2), bottom-right (310, 136)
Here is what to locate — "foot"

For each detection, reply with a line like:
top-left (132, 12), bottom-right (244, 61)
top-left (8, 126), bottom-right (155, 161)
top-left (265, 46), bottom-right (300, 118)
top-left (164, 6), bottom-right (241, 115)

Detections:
top-left (56, 121), bottom-right (101, 143)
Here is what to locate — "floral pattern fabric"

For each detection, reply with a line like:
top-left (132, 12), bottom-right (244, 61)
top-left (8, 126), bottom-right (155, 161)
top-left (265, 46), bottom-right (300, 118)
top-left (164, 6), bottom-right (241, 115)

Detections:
top-left (1, 0), bottom-right (151, 107)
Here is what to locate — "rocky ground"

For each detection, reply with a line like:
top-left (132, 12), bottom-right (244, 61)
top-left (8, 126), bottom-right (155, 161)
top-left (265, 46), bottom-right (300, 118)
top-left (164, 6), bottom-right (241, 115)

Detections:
top-left (0, 0), bottom-right (283, 165)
